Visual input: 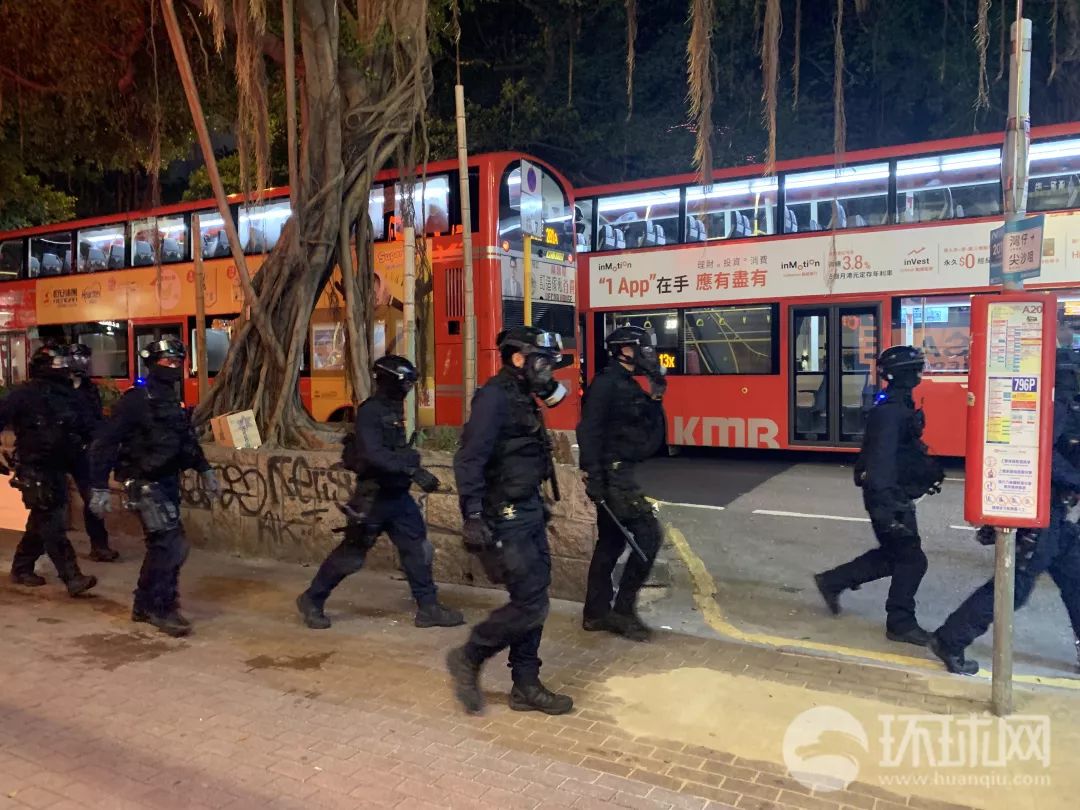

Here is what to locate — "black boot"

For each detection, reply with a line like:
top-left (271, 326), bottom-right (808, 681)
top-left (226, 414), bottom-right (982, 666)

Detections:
top-left (414, 602), bottom-right (465, 628)
top-left (10, 572), bottom-right (46, 587)
top-left (134, 606), bottom-right (190, 628)
top-left (89, 548), bottom-right (120, 563)
top-left (65, 574), bottom-right (97, 597)
top-left (296, 592), bottom-right (331, 629)
top-left (928, 633), bottom-right (979, 675)
top-left (583, 611), bottom-right (650, 642)
top-left (509, 682), bottom-right (574, 715)
top-left (813, 573), bottom-right (842, 615)
top-left (148, 611), bottom-right (192, 638)
top-left (886, 625), bottom-right (933, 647)
top-left (446, 646), bottom-right (484, 714)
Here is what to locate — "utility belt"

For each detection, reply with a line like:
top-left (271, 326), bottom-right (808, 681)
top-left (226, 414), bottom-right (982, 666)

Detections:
top-left (122, 479), bottom-right (180, 534)
top-left (11, 467), bottom-right (65, 511)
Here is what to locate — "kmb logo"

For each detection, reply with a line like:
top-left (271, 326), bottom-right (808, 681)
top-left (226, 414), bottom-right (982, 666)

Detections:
top-left (673, 416), bottom-right (780, 448)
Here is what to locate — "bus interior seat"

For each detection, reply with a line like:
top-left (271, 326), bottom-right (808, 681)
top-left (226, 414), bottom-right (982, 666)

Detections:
top-left (641, 221), bottom-right (666, 247)
top-left (596, 224), bottom-right (625, 250)
top-left (41, 253), bottom-right (62, 275)
top-left (954, 204), bottom-right (965, 218)
top-left (28, 256), bottom-right (40, 277)
top-left (107, 244), bottom-right (124, 269)
top-left (64, 250), bottom-right (72, 273)
top-left (245, 228), bottom-right (267, 253)
top-left (806, 220), bottom-right (823, 232)
top-left (832, 204), bottom-right (847, 229)
top-left (204, 230), bottom-right (230, 258)
top-left (728, 214), bottom-right (751, 238)
top-left (133, 240), bottom-right (155, 266)
top-left (84, 247), bottom-right (107, 272)
top-left (161, 238), bottom-right (182, 261)
top-left (852, 214), bottom-right (868, 228)
top-left (784, 207), bottom-right (798, 234)
top-left (685, 216), bottom-right (707, 242)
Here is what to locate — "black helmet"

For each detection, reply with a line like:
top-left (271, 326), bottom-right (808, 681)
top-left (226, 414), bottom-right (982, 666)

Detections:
top-left (878, 346), bottom-right (925, 375)
top-left (30, 344), bottom-right (72, 377)
top-left (373, 354), bottom-right (418, 389)
top-left (497, 325), bottom-right (563, 357)
top-left (140, 338), bottom-right (186, 363)
top-left (497, 326), bottom-right (568, 407)
top-left (67, 343), bottom-right (92, 374)
top-left (605, 325), bottom-right (655, 356)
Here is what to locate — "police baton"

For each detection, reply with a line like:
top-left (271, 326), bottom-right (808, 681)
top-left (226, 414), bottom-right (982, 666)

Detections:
top-left (598, 500), bottom-right (649, 564)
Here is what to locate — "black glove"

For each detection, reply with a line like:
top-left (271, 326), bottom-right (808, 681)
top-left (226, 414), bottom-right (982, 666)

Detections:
top-left (401, 449), bottom-right (421, 470)
top-left (648, 374), bottom-right (667, 400)
top-left (462, 514), bottom-right (493, 553)
top-left (584, 474), bottom-right (606, 503)
top-left (975, 525), bottom-right (996, 546)
top-left (412, 467), bottom-right (440, 493)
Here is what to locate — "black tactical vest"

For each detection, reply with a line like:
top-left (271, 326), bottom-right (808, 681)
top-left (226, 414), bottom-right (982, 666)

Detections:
top-left (483, 370), bottom-right (548, 509)
top-left (604, 367), bottom-right (666, 464)
top-left (12, 379), bottom-right (83, 471)
top-left (116, 387), bottom-right (195, 482)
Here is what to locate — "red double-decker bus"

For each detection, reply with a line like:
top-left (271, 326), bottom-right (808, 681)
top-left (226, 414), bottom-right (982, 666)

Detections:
top-left (574, 123), bottom-right (1080, 456)
top-left (0, 152), bottom-right (581, 431)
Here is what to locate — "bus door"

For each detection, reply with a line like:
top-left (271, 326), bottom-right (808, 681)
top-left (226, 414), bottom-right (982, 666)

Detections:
top-left (133, 322), bottom-right (184, 380)
top-left (0, 332), bottom-right (28, 387)
top-left (790, 303), bottom-right (879, 447)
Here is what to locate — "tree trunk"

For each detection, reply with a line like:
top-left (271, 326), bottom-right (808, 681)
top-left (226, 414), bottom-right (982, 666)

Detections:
top-left (194, 0), bottom-right (432, 448)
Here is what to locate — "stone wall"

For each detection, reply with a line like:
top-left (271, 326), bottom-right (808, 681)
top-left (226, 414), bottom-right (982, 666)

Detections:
top-left (93, 444), bottom-right (599, 601)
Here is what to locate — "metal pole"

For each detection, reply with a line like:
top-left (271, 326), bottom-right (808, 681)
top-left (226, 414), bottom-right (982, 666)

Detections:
top-left (523, 235), bottom-right (533, 327)
top-left (454, 84), bottom-right (477, 419)
top-left (192, 213), bottom-right (210, 401)
top-left (990, 11), bottom-right (1031, 718)
top-left (403, 226), bottom-right (417, 438)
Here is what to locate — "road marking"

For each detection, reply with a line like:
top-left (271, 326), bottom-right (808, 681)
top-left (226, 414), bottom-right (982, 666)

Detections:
top-left (651, 499), bottom-right (726, 512)
top-left (752, 509), bottom-right (869, 523)
top-left (945, 477), bottom-right (965, 482)
top-left (950, 525), bottom-right (978, 531)
top-left (664, 522), bottom-right (1080, 691)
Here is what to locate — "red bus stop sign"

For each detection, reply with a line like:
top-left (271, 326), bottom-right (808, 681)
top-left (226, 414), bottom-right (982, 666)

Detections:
top-left (964, 293), bottom-right (1057, 529)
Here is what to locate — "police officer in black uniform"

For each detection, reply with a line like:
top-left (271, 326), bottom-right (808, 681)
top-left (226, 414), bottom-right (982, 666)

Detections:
top-left (578, 325), bottom-right (667, 641)
top-left (88, 339), bottom-right (219, 637)
top-left (814, 346), bottom-right (944, 646)
top-left (929, 348), bottom-right (1080, 675)
top-left (446, 326), bottom-right (573, 715)
top-left (3, 346), bottom-right (97, 596)
top-left (296, 355), bottom-right (464, 631)
top-left (67, 343), bottom-right (119, 562)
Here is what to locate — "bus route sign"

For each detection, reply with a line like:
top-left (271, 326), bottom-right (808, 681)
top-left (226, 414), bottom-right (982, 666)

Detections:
top-left (989, 214), bottom-right (1044, 286)
top-left (964, 292), bottom-right (1056, 528)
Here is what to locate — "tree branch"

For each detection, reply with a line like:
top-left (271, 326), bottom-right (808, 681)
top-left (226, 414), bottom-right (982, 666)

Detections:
top-left (0, 65), bottom-right (59, 93)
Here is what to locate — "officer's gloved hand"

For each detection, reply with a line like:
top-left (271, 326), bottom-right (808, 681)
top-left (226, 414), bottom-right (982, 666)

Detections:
top-left (584, 474), bottom-right (606, 504)
top-left (462, 514), bottom-right (493, 553)
top-left (402, 448), bottom-right (421, 471)
top-left (89, 489), bottom-right (112, 518)
top-left (648, 374), bottom-right (667, 400)
top-left (201, 469), bottom-right (222, 499)
top-left (412, 467), bottom-right (440, 493)
top-left (975, 525), bottom-right (997, 546)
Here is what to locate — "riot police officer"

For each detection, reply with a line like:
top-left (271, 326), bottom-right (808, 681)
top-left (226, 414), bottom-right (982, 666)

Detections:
top-left (447, 326), bottom-right (573, 715)
top-left (929, 348), bottom-right (1080, 675)
top-left (88, 339), bottom-right (219, 637)
top-left (814, 346), bottom-right (944, 646)
top-left (3, 346), bottom-right (97, 596)
top-left (578, 325), bottom-right (667, 641)
top-left (67, 343), bottom-right (119, 562)
top-left (296, 355), bottom-right (464, 631)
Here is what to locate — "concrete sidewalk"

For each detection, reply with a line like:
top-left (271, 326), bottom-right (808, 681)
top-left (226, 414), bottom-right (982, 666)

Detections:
top-left (0, 528), bottom-right (1076, 810)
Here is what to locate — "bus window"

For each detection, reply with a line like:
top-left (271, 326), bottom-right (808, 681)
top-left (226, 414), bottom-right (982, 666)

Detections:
top-left (29, 321), bottom-right (129, 377)
top-left (394, 175), bottom-right (451, 236)
top-left (368, 185), bottom-right (386, 241)
top-left (0, 240), bottom-right (25, 280)
top-left (602, 310), bottom-right (679, 373)
top-left (596, 188), bottom-right (679, 250)
top-left (78, 224), bottom-right (126, 273)
top-left (785, 163), bottom-right (888, 232)
top-left (574, 200), bottom-right (594, 253)
top-left (191, 319), bottom-right (234, 376)
top-left (683, 304), bottom-right (777, 374)
top-left (1028, 137), bottom-right (1080, 213)
top-left (132, 215), bottom-right (188, 266)
top-left (197, 209), bottom-right (231, 259)
top-left (29, 232), bottom-right (72, 277)
top-left (1049, 291), bottom-right (1080, 349)
top-left (0, 333), bottom-right (28, 385)
top-left (239, 199), bottom-right (291, 254)
top-left (896, 149), bottom-right (1001, 223)
top-left (892, 295), bottom-right (972, 374)
top-left (686, 177), bottom-right (778, 240)
top-left (499, 163), bottom-right (575, 254)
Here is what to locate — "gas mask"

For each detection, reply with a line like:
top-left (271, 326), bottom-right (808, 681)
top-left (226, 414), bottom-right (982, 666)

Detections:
top-left (524, 352), bottom-right (567, 408)
top-left (150, 364), bottom-right (184, 385)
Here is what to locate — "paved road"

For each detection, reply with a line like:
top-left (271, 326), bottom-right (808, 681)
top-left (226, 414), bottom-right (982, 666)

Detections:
top-left (636, 449), bottom-right (1080, 681)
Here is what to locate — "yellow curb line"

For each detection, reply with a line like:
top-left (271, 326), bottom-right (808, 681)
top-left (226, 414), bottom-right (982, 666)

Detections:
top-left (663, 520), bottom-right (1080, 692)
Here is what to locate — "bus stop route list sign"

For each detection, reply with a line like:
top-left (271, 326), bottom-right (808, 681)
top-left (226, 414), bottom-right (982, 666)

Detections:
top-left (989, 214), bottom-right (1044, 286)
top-left (964, 293), bottom-right (1056, 529)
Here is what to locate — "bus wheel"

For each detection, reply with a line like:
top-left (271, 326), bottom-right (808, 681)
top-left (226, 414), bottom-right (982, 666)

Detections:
top-left (327, 406), bottom-right (356, 424)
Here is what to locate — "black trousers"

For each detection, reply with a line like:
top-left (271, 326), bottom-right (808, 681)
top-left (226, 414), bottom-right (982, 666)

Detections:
top-left (133, 477), bottom-right (189, 616)
top-left (10, 469), bottom-right (80, 582)
top-left (584, 466), bottom-right (663, 621)
top-left (306, 491), bottom-right (438, 607)
top-left (72, 454), bottom-right (110, 552)
top-left (465, 498), bottom-right (551, 686)
top-left (817, 490), bottom-right (928, 633)
top-left (936, 505), bottom-right (1080, 654)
